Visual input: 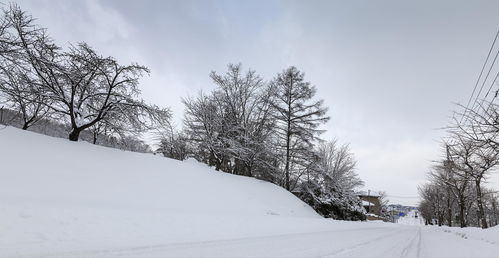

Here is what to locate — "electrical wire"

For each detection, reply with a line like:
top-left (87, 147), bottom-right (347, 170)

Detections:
top-left (461, 28), bottom-right (499, 123)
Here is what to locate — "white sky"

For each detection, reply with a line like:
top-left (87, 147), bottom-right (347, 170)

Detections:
top-left (14, 0), bottom-right (499, 206)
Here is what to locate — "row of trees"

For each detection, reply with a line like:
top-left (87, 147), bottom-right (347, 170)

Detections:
top-left (158, 64), bottom-right (366, 220)
top-left (0, 4), bottom-right (169, 142)
top-left (419, 92), bottom-right (499, 228)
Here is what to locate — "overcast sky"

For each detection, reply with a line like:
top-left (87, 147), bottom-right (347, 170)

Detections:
top-left (15, 0), bottom-right (499, 205)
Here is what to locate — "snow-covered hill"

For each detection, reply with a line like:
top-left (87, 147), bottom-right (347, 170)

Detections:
top-left (0, 126), bottom-right (317, 217)
top-left (0, 127), bottom-right (323, 255)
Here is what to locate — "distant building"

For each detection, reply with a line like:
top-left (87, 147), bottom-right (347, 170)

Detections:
top-left (357, 191), bottom-right (382, 220)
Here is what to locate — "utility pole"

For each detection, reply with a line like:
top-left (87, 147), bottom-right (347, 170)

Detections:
top-left (368, 189), bottom-right (371, 214)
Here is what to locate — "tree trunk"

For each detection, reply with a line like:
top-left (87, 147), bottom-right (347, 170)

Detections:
top-left (284, 85), bottom-right (292, 191)
top-left (459, 197), bottom-right (466, 228)
top-left (69, 128), bottom-right (81, 141)
top-left (447, 190), bottom-right (452, 226)
top-left (246, 164), bottom-right (253, 177)
top-left (234, 159), bottom-right (242, 175)
top-left (93, 130), bottom-right (98, 144)
top-left (215, 158), bottom-right (222, 171)
top-left (475, 180), bottom-right (488, 229)
top-left (493, 201), bottom-right (498, 227)
top-left (208, 151), bottom-right (216, 167)
top-left (22, 123), bottom-right (29, 130)
top-left (285, 131), bottom-right (290, 190)
top-left (284, 111), bottom-right (291, 190)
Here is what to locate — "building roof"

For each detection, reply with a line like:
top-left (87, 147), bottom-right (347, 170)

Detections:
top-left (356, 190), bottom-right (381, 197)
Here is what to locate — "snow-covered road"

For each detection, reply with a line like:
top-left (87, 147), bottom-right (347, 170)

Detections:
top-left (30, 224), bottom-right (499, 258)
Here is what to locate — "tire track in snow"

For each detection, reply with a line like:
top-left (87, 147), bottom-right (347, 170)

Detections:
top-left (319, 228), bottom-right (407, 258)
top-left (29, 226), bottom-right (392, 258)
top-left (320, 226), bottom-right (421, 258)
top-left (400, 226), bottom-right (421, 258)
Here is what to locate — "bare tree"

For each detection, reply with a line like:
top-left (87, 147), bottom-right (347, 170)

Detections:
top-left (183, 92), bottom-right (227, 169)
top-left (0, 9), bottom-right (9, 55)
top-left (0, 4), bottom-right (51, 129)
top-left (419, 183), bottom-right (447, 226)
top-left (377, 191), bottom-right (390, 215)
top-left (316, 139), bottom-right (363, 191)
top-left (210, 63), bottom-right (274, 176)
top-left (420, 88), bottom-right (499, 228)
top-left (0, 5), bottom-right (18, 59)
top-left (4, 5), bottom-right (170, 141)
top-left (0, 59), bottom-right (51, 129)
top-left (446, 133), bottom-right (499, 228)
top-left (55, 44), bottom-right (170, 141)
top-left (457, 100), bottom-right (499, 152)
top-left (157, 128), bottom-right (189, 161)
top-left (420, 129), bottom-right (499, 229)
top-left (486, 192), bottom-right (499, 227)
top-left (296, 140), bottom-right (365, 220)
top-left (183, 64), bottom-right (277, 179)
top-left (430, 167), bottom-right (461, 227)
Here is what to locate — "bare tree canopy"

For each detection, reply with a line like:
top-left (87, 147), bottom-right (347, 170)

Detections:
top-left (0, 4), bottom-right (171, 141)
top-left (420, 84), bottom-right (499, 228)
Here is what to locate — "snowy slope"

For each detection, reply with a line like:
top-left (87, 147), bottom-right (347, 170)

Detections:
top-left (0, 126), bottom-right (324, 256)
top-left (0, 126), bottom-right (317, 218)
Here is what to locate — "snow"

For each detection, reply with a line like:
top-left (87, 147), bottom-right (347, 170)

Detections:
top-left (1, 126), bottom-right (499, 257)
top-left (397, 210), bottom-right (425, 226)
top-left (362, 200), bottom-right (374, 206)
top-left (399, 210), bottom-right (499, 247)
top-left (440, 225), bottom-right (499, 246)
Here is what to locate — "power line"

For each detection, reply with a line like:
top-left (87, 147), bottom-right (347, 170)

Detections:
top-left (484, 71), bottom-right (499, 99)
top-left (482, 71), bottom-right (499, 113)
top-left (475, 54), bottom-right (499, 116)
top-left (470, 48), bottom-right (499, 110)
top-left (386, 195), bottom-right (419, 199)
top-left (461, 28), bottom-right (499, 123)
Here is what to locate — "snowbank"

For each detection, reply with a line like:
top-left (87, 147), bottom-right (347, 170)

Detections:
top-left (439, 225), bottom-right (499, 246)
top-left (398, 211), bottom-right (499, 246)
